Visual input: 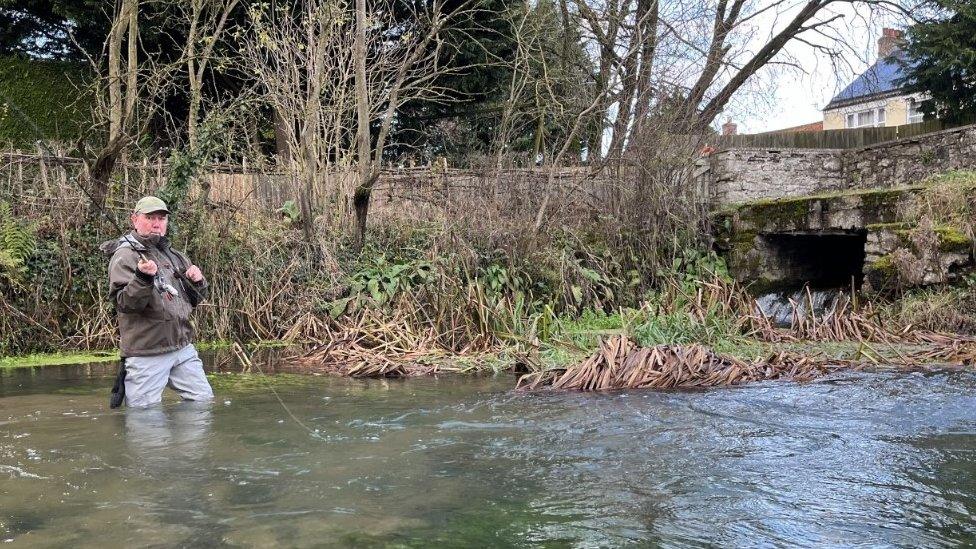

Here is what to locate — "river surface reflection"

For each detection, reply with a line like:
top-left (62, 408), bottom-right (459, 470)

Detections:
top-left (2, 361), bottom-right (976, 547)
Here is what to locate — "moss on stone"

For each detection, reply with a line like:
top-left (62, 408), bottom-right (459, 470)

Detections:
top-left (936, 225), bottom-right (974, 253)
top-left (719, 185), bottom-right (925, 231)
top-left (857, 188), bottom-right (916, 224)
top-left (865, 222), bottom-right (913, 231)
top-left (743, 276), bottom-right (784, 296)
top-left (727, 230), bottom-right (760, 277)
top-left (886, 224), bottom-right (973, 253)
top-left (735, 198), bottom-right (812, 232)
top-left (866, 254), bottom-right (896, 276)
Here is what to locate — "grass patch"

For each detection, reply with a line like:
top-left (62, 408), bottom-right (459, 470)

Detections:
top-left (877, 279), bottom-right (976, 334)
top-left (195, 339), bottom-right (292, 351)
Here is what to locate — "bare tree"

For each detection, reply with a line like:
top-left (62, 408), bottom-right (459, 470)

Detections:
top-left (82, 0), bottom-right (184, 210)
top-left (563, 0), bottom-right (918, 161)
top-left (243, 0), bottom-right (473, 248)
top-left (176, 0), bottom-right (242, 148)
top-left (85, 0), bottom-right (141, 209)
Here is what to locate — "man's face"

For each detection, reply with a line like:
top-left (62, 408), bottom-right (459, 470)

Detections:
top-left (131, 211), bottom-right (169, 237)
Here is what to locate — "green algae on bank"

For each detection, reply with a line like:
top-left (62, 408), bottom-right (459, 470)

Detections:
top-left (0, 350), bottom-right (119, 369)
top-left (0, 340), bottom-right (296, 371)
top-left (196, 339), bottom-right (293, 351)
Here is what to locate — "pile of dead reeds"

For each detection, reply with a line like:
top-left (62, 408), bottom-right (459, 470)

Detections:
top-left (285, 308), bottom-right (495, 378)
top-left (906, 331), bottom-right (976, 365)
top-left (515, 335), bottom-right (850, 391)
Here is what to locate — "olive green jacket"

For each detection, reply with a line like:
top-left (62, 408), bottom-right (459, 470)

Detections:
top-left (101, 232), bottom-right (208, 357)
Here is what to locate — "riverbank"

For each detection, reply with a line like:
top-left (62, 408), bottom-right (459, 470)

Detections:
top-left (2, 171), bottom-right (972, 369)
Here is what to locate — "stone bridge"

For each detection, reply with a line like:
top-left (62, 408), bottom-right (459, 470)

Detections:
top-left (702, 124), bottom-right (976, 293)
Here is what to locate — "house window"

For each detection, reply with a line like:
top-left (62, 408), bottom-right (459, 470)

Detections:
top-left (845, 107), bottom-right (886, 128)
top-left (908, 99), bottom-right (925, 124)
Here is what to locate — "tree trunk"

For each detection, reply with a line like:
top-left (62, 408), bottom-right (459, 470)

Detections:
top-left (351, 0), bottom-right (372, 250)
top-left (629, 0), bottom-right (659, 148)
top-left (96, 0), bottom-right (136, 211)
top-left (107, 1), bottom-right (130, 143)
top-left (272, 107), bottom-right (292, 164)
top-left (352, 186), bottom-right (370, 251)
top-left (186, 0), bottom-right (200, 148)
top-left (123, 0), bottom-right (138, 128)
top-left (88, 139), bottom-right (124, 211)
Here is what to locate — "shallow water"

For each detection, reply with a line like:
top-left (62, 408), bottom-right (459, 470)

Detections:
top-left (3, 360), bottom-right (976, 547)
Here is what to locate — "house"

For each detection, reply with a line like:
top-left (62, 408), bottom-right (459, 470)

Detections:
top-left (822, 28), bottom-right (926, 130)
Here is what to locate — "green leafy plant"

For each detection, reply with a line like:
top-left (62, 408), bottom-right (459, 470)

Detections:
top-left (0, 201), bottom-right (37, 286)
top-left (157, 117), bottom-right (223, 213)
top-left (280, 200), bottom-right (301, 224)
top-left (328, 256), bottom-right (435, 316)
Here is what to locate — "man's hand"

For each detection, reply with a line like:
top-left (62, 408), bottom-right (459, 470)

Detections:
top-left (185, 265), bottom-right (204, 283)
top-left (137, 258), bottom-right (158, 276)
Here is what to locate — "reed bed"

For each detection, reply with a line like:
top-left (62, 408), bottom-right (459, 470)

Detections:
top-left (515, 336), bottom-right (848, 391)
top-left (285, 309), bottom-right (496, 378)
top-left (516, 334), bottom-right (976, 392)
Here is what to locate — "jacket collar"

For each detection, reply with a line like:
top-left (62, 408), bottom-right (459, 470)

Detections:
top-left (99, 231), bottom-right (170, 256)
top-left (126, 231), bottom-right (171, 251)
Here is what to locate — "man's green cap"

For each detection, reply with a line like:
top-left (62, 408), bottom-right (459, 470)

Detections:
top-left (133, 196), bottom-right (170, 215)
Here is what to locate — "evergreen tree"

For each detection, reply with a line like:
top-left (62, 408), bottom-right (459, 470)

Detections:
top-left (0, 0), bottom-right (108, 59)
top-left (900, 1), bottom-right (976, 123)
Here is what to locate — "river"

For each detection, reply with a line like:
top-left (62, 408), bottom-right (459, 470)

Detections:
top-left (2, 359), bottom-right (976, 547)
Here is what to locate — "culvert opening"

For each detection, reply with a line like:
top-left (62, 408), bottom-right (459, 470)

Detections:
top-left (760, 231), bottom-right (867, 289)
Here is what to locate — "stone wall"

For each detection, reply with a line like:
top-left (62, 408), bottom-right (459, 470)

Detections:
top-left (706, 123), bottom-right (976, 207)
top-left (706, 148), bottom-right (845, 205)
top-left (847, 124), bottom-right (976, 189)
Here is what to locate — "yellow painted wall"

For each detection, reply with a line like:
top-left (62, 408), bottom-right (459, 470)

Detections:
top-left (822, 94), bottom-right (915, 129)
top-left (823, 110), bottom-right (845, 130)
top-left (885, 97), bottom-right (909, 127)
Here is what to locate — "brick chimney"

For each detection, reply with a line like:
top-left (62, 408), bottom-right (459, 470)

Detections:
top-left (878, 28), bottom-right (904, 59)
top-left (721, 119), bottom-right (737, 136)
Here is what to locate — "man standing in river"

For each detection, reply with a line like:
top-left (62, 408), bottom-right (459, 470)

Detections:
top-left (101, 196), bottom-right (214, 407)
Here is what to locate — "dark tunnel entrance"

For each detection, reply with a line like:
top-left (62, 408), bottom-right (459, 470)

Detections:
top-left (759, 231), bottom-right (868, 289)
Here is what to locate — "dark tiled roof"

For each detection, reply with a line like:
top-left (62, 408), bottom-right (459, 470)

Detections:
top-left (825, 52), bottom-right (909, 109)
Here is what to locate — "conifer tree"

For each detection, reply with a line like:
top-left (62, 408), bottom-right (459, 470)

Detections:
top-left (900, 1), bottom-right (976, 123)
